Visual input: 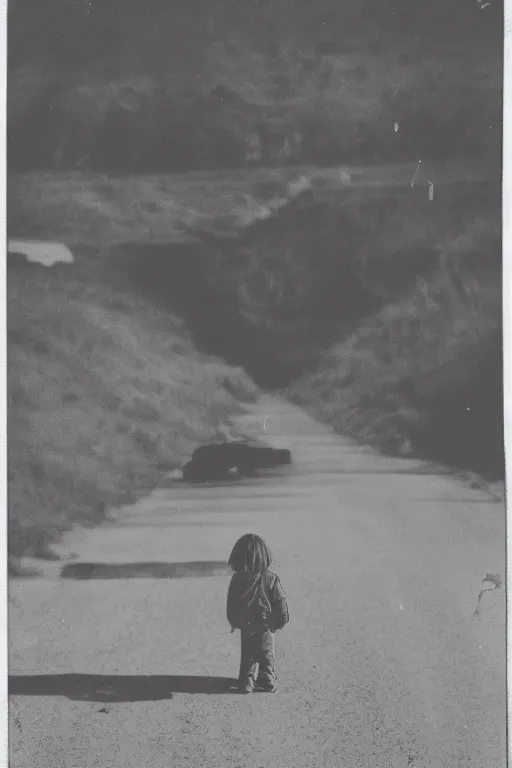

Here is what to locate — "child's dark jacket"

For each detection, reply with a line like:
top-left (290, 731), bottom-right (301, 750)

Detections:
top-left (227, 569), bottom-right (289, 632)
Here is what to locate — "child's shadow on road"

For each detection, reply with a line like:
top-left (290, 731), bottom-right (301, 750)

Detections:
top-left (9, 674), bottom-right (240, 702)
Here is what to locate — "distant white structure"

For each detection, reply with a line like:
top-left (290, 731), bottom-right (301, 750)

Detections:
top-left (287, 175), bottom-right (311, 197)
top-left (7, 240), bottom-right (74, 267)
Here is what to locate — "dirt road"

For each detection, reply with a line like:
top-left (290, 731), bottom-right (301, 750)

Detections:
top-left (9, 395), bottom-right (506, 768)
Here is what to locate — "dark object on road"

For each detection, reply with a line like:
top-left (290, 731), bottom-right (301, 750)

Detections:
top-left (60, 560), bottom-right (230, 580)
top-left (182, 441), bottom-right (292, 483)
top-left (272, 448), bottom-right (292, 465)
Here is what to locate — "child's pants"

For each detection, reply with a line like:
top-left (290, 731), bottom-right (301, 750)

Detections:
top-left (239, 630), bottom-right (275, 684)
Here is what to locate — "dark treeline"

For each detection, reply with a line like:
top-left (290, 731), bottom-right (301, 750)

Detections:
top-left (8, 0), bottom-right (503, 173)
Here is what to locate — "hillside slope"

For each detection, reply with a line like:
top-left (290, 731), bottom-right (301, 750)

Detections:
top-left (289, 222), bottom-right (503, 478)
top-left (7, 253), bottom-right (257, 563)
top-left (7, 169), bottom-right (503, 560)
top-left (112, 178), bottom-right (501, 388)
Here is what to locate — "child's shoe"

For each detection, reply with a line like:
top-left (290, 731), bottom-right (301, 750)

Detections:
top-left (256, 679), bottom-right (277, 693)
top-left (239, 677), bottom-right (255, 694)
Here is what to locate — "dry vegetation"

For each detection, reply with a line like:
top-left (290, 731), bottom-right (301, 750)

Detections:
top-left (8, 161), bottom-right (495, 246)
top-left (7, 0), bottom-right (503, 569)
top-left (8, 170), bottom-right (502, 489)
top-left (112, 179), bottom-right (499, 380)
top-left (7, 254), bottom-right (257, 562)
top-left (106, 180), bottom-right (502, 479)
top-left (289, 220), bottom-right (503, 478)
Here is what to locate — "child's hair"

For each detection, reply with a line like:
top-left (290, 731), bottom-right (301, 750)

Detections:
top-left (228, 533), bottom-right (272, 574)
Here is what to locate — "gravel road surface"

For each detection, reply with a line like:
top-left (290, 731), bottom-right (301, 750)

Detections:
top-left (9, 395), bottom-right (506, 768)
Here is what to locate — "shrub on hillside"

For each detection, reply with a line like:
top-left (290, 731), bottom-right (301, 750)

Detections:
top-left (7, 257), bottom-right (258, 560)
top-left (289, 222), bottom-right (503, 478)
top-left (114, 182), bottom-right (500, 390)
top-left (198, 184), bottom-right (500, 383)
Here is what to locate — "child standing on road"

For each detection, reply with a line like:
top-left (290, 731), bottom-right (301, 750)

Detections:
top-left (227, 533), bottom-right (289, 694)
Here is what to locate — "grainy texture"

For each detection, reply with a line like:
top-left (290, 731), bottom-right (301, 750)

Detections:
top-left (8, 162), bottom-right (498, 246)
top-left (9, 395), bottom-right (505, 768)
top-left (7, 257), bottom-right (257, 558)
